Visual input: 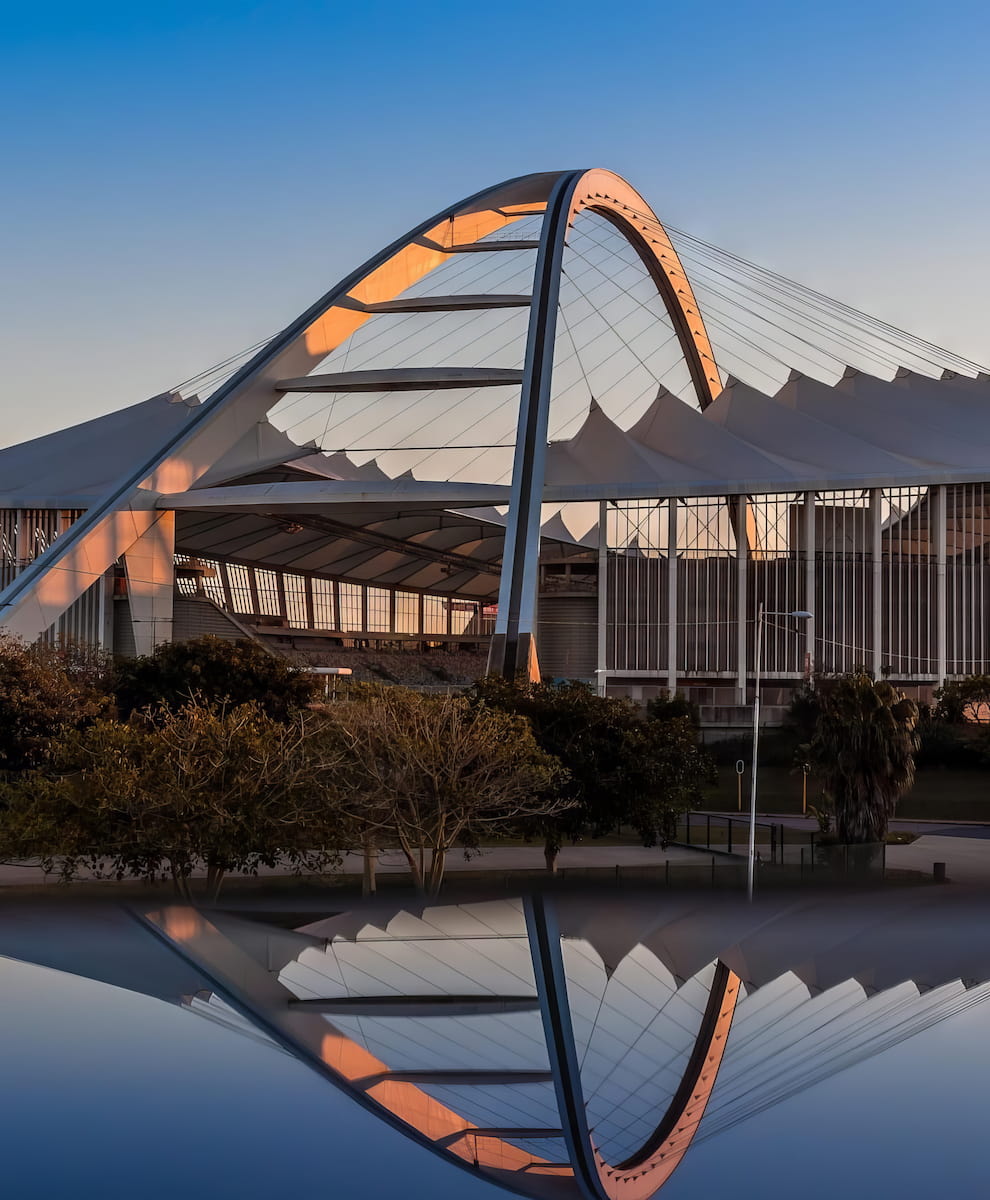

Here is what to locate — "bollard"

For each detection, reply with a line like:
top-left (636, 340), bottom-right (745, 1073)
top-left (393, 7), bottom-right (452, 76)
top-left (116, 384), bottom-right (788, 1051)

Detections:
top-left (933, 861), bottom-right (947, 884)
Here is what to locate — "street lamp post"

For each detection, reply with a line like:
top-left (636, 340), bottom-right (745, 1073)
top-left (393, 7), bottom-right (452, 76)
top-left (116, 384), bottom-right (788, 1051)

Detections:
top-left (748, 604), bottom-right (813, 901)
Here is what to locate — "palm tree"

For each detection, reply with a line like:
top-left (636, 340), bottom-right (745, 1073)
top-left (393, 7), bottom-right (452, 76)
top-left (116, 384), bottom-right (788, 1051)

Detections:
top-left (808, 670), bottom-right (919, 844)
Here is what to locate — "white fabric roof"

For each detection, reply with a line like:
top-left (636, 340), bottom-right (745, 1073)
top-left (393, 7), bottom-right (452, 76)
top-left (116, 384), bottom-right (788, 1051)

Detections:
top-left (0, 392), bottom-right (200, 507)
top-left (6, 368), bottom-right (990, 509)
top-left (4, 367), bottom-right (990, 596)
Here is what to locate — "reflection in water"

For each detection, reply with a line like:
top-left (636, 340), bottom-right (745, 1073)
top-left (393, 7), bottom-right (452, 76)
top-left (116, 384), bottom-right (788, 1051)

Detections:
top-left (134, 892), bottom-right (990, 1199)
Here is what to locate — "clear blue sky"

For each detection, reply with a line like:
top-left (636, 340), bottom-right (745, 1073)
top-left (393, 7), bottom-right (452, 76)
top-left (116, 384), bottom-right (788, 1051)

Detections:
top-left (2, 0), bottom-right (988, 447)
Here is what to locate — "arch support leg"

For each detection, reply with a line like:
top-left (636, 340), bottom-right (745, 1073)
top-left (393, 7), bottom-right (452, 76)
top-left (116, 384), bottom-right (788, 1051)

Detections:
top-left (487, 172), bottom-right (584, 683)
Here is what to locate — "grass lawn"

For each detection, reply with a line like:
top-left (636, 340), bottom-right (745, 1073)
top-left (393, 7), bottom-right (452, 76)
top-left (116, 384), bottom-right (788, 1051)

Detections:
top-left (708, 765), bottom-right (990, 822)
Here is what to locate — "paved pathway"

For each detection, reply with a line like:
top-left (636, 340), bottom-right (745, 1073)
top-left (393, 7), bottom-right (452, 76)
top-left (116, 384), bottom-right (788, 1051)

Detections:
top-left (884, 835), bottom-right (990, 884)
top-left (0, 842), bottom-right (717, 890)
top-left (6, 830), bottom-right (990, 889)
top-left (705, 810), bottom-right (990, 836)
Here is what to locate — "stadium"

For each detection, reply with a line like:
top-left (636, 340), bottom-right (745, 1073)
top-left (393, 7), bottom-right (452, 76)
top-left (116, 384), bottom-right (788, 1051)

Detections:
top-left (2, 168), bottom-right (988, 727)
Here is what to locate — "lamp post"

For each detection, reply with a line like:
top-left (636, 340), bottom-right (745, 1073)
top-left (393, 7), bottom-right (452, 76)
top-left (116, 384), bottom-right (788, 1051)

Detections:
top-left (748, 604), bottom-right (813, 901)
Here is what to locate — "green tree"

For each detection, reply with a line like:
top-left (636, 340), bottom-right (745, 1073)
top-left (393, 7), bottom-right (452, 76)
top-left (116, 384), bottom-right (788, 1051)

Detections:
top-left (620, 716), bottom-right (715, 847)
top-left (470, 677), bottom-right (713, 870)
top-left (0, 634), bottom-right (108, 773)
top-left (646, 689), bottom-right (700, 727)
top-left (803, 670), bottom-right (920, 844)
top-left (933, 675), bottom-right (990, 724)
top-left (111, 635), bottom-right (318, 721)
top-left (0, 699), bottom-right (346, 899)
top-left (314, 685), bottom-right (568, 894)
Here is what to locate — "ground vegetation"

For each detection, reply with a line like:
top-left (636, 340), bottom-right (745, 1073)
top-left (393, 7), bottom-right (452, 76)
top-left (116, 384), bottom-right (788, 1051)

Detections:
top-left (0, 699), bottom-right (345, 899)
top-left (310, 684), bottom-right (567, 894)
top-left (0, 634), bottom-right (108, 773)
top-left (469, 677), bottom-right (714, 870)
top-left (112, 635), bottom-right (318, 720)
top-left (794, 670), bottom-right (920, 844)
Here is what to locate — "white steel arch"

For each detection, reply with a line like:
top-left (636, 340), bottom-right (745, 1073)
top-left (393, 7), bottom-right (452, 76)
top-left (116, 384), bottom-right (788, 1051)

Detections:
top-left (485, 169), bottom-right (720, 678)
top-left (0, 169), bottom-right (719, 671)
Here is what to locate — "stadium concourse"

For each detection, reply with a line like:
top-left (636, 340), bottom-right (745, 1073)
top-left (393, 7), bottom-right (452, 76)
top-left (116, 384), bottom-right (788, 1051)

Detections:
top-left (2, 168), bottom-right (989, 729)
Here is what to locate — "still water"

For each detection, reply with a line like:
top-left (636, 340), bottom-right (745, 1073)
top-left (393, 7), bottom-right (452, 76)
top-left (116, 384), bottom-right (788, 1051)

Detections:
top-left (1, 890), bottom-right (987, 1199)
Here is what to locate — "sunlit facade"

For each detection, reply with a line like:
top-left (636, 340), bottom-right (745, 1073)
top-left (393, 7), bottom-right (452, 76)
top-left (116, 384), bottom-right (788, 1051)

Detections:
top-left (2, 168), bottom-right (988, 719)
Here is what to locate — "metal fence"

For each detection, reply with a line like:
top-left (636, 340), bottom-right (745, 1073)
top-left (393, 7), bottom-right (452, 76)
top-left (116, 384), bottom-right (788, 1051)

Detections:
top-left (677, 811), bottom-right (889, 878)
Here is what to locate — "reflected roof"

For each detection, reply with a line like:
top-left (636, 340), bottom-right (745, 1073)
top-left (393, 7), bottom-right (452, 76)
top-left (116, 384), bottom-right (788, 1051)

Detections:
top-left (144, 891), bottom-right (990, 1200)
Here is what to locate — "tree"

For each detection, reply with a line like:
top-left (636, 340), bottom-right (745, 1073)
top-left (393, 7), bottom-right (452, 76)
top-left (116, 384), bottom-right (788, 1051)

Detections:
top-left (312, 685), bottom-right (568, 894)
top-left (933, 675), bottom-right (990, 724)
top-left (0, 634), bottom-right (108, 773)
top-left (802, 670), bottom-right (920, 844)
top-left (0, 699), bottom-right (347, 899)
top-left (619, 716), bottom-right (716, 847)
top-left (111, 635), bottom-right (318, 721)
top-left (646, 689), bottom-right (700, 727)
top-left (470, 677), bottom-right (714, 870)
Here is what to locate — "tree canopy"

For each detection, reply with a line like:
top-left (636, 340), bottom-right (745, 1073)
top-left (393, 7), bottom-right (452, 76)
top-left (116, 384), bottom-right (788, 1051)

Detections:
top-left (111, 635), bottom-right (319, 720)
top-left (310, 685), bottom-right (568, 893)
top-left (932, 675), bottom-right (990, 724)
top-left (0, 700), bottom-right (345, 898)
top-left (469, 677), bottom-right (713, 867)
top-left (799, 670), bottom-right (920, 844)
top-left (0, 634), bottom-right (108, 773)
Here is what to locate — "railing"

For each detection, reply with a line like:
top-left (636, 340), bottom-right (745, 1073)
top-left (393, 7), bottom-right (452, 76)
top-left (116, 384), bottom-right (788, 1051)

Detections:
top-left (677, 812), bottom-right (889, 879)
top-left (676, 811), bottom-right (817, 866)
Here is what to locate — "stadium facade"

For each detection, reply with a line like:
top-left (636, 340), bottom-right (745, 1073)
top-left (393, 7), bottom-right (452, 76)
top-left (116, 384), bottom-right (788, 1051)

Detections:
top-left (2, 168), bottom-right (989, 723)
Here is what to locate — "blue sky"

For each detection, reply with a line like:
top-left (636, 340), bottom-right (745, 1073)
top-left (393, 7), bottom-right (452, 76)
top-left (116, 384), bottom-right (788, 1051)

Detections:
top-left (2, 0), bottom-right (988, 446)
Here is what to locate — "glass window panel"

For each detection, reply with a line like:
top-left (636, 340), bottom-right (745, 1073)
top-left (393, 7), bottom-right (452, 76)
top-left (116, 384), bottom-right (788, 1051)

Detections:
top-left (366, 586), bottom-right (391, 633)
top-left (311, 577), bottom-right (335, 629)
top-left (423, 594), bottom-right (447, 635)
top-left (283, 573), bottom-right (309, 627)
top-left (225, 563), bottom-right (254, 613)
top-left (449, 600), bottom-right (477, 634)
top-left (339, 583), bottom-right (363, 630)
top-left (197, 558), bottom-right (227, 606)
top-left (254, 567), bottom-right (282, 617)
top-left (395, 591), bottom-right (418, 633)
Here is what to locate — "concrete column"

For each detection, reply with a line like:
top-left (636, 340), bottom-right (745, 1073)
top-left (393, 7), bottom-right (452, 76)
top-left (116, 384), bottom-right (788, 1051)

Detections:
top-left (99, 570), bottom-right (114, 651)
top-left (935, 484), bottom-right (947, 686)
top-left (736, 496), bottom-right (749, 703)
top-left (275, 569), bottom-right (288, 622)
top-left (596, 500), bottom-right (608, 696)
top-left (247, 566), bottom-right (261, 616)
top-left (803, 491), bottom-right (816, 677)
top-left (14, 509), bottom-right (30, 570)
top-left (667, 498), bottom-right (678, 695)
top-left (219, 561), bottom-right (235, 613)
top-left (871, 488), bottom-right (883, 677)
top-left (123, 511), bottom-right (175, 655)
top-left (304, 575), bottom-right (315, 629)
